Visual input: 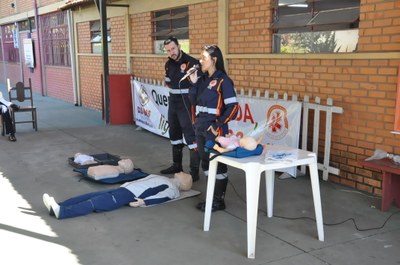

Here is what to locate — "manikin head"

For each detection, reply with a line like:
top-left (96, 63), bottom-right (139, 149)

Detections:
top-left (117, 159), bottom-right (134, 174)
top-left (174, 172), bottom-right (193, 191)
top-left (239, 136), bottom-right (259, 151)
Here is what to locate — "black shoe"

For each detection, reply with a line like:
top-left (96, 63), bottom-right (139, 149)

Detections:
top-left (190, 170), bottom-right (200, 182)
top-left (10, 104), bottom-right (20, 111)
top-left (160, 163), bottom-right (182, 174)
top-left (8, 134), bottom-right (16, 142)
top-left (196, 199), bottom-right (226, 212)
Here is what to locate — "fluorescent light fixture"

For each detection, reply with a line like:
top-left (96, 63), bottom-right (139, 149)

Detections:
top-left (288, 4), bottom-right (308, 7)
top-left (279, 3), bottom-right (308, 7)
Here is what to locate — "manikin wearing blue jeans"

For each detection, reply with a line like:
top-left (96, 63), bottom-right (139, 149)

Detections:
top-left (42, 172), bottom-right (192, 219)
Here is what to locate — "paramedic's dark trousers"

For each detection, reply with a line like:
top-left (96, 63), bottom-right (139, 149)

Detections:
top-left (58, 188), bottom-right (135, 219)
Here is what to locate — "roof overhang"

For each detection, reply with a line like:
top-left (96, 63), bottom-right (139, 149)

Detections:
top-left (59, 0), bottom-right (94, 11)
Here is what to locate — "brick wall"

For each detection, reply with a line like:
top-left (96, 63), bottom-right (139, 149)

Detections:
top-left (45, 67), bottom-right (74, 103)
top-left (130, 13), bottom-right (153, 54)
top-left (109, 56), bottom-right (128, 74)
top-left (77, 22), bottom-right (91, 53)
top-left (3, 64), bottom-right (22, 85)
top-left (110, 16), bottom-right (127, 54)
top-left (358, 0), bottom-right (400, 52)
top-left (77, 16), bottom-right (129, 110)
top-left (15, 0), bottom-right (34, 13)
top-left (228, 0), bottom-right (273, 54)
top-left (78, 55), bottom-right (128, 111)
top-left (0, 1), bottom-right (16, 18)
top-left (77, 19), bottom-right (105, 111)
top-left (189, 2), bottom-right (219, 53)
top-left (130, 57), bottom-right (164, 80)
top-left (79, 56), bottom-right (103, 110)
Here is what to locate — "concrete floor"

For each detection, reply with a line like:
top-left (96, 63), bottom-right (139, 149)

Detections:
top-left (0, 83), bottom-right (399, 265)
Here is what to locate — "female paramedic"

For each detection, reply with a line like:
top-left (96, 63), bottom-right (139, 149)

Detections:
top-left (188, 45), bottom-right (239, 212)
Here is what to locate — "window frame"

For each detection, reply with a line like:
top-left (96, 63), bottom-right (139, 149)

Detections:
top-left (1, 24), bottom-right (20, 63)
top-left (41, 11), bottom-right (70, 67)
top-left (272, 0), bottom-right (360, 54)
top-left (90, 20), bottom-right (112, 54)
top-left (18, 18), bottom-right (36, 32)
top-left (152, 7), bottom-right (189, 54)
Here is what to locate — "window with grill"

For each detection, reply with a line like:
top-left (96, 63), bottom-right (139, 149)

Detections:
top-left (90, 20), bottom-right (111, 54)
top-left (152, 7), bottom-right (189, 54)
top-left (18, 18), bottom-right (36, 32)
top-left (272, 0), bottom-right (360, 53)
top-left (1, 24), bottom-right (20, 62)
top-left (41, 11), bottom-right (70, 67)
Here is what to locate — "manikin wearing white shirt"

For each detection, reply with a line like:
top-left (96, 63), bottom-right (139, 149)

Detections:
top-left (42, 172), bottom-right (193, 219)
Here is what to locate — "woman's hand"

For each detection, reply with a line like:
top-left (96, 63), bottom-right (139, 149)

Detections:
top-left (189, 69), bottom-right (198, 83)
top-left (208, 125), bottom-right (218, 136)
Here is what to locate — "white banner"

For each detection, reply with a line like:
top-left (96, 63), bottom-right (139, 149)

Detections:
top-left (132, 80), bottom-right (301, 176)
top-left (229, 97), bottom-right (301, 147)
top-left (132, 80), bottom-right (170, 138)
top-left (229, 97), bottom-right (301, 176)
top-left (23, 38), bottom-right (35, 68)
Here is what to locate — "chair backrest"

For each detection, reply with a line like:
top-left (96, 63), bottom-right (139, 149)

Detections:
top-left (8, 78), bottom-right (34, 107)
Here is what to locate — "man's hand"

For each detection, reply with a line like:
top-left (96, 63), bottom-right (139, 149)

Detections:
top-left (129, 198), bottom-right (145, 207)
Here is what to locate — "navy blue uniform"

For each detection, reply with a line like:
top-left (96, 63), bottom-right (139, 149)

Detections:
top-left (189, 70), bottom-right (239, 175)
top-left (164, 52), bottom-right (199, 149)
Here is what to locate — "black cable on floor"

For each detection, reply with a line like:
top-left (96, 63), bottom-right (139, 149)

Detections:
top-left (228, 179), bottom-right (400, 232)
top-left (272, 211), bottom-right (400, 232)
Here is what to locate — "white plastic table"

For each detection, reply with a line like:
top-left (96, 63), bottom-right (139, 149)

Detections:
top-left (203, 145), bottom-right (324, 259)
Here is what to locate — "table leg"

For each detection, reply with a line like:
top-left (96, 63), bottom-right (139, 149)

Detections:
top-left (381, 172), bottom-right (398, 211)
top-left (265, 170), bottom-right (275, 218)
top-left (203, 159), bottom-right (218, 231)
top-left (309, 160), bottom-right (324, 241)
top-left (394, 175), bottom-right (400, 208)
top-left (245, 166), bottom-right (262, 259)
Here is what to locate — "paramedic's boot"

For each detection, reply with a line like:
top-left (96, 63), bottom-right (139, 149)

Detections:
top-left (160, 144), bottom-right (183, 174)
top-left (196, 178), bottom-right (228, 212)
top-left (189, 149), bottom-right (200, 182)
top-left (8, 133), bottom-right (16, 142)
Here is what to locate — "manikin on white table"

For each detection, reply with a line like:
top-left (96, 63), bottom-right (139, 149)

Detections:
top-left (203, 145), bottom-right (324, 259)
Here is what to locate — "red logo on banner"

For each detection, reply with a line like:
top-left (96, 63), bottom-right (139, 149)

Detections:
top-left (265, 105), bottom-right (289, 140)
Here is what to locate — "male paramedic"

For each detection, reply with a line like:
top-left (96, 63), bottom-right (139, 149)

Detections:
top-left (160, 36), bottom-right (200, 182)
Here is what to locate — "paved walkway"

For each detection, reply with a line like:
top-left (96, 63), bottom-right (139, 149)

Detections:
top-left (0, 82), bottom-right (399, 265)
